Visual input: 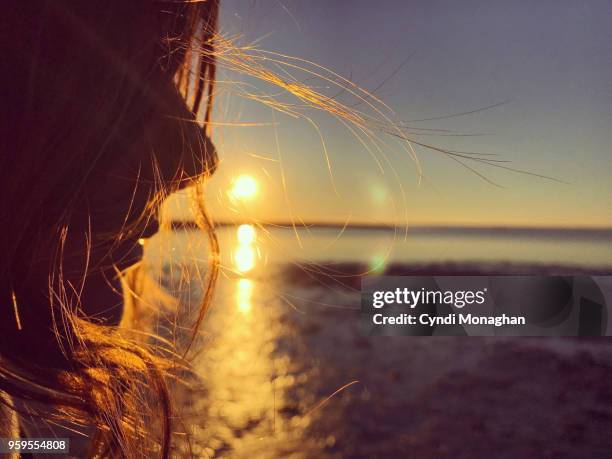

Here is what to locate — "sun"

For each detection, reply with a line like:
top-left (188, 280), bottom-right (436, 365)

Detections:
top-left (230, 174), bottom-right (258, 201)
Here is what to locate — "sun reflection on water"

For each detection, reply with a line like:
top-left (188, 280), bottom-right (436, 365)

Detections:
top-left (236, 278), bottom-right (253, 314)
top-left (233, 224), bottom-right (258, 273)
top-left (234, 245), bottom-right (255, 272)
top-left (237, 223), bottom-right (256, 245)
top-left (149, 227), bottom-right (346, 457)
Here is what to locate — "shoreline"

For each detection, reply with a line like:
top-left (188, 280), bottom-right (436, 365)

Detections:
top-left (169, 220), bottom-right (612, 239)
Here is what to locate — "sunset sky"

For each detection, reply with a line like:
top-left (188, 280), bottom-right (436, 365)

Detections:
top-left (170, 0), bottom-right (612, 229)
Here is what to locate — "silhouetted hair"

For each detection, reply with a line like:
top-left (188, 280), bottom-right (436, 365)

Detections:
top-left (0, 2), bottom-right (219, 457)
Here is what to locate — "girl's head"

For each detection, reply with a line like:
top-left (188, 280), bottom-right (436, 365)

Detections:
top-left (2, 0), bottom-right (218, 305)
top-left (1, 1), bottom-right (219, 456)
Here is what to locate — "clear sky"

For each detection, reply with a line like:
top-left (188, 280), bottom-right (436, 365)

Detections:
top-left (180, 0), bottom-right (612, 228)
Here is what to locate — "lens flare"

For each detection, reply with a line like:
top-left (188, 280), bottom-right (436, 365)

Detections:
top-left (370, 183), bottom-right (388, 205)
top-left (369, 254), bottom-right (387, 274)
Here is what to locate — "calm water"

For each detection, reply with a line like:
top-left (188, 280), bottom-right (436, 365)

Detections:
top-left (149, 225), bottom-right (612, 272)
top-left (140, 226), bottom-right (612, 458)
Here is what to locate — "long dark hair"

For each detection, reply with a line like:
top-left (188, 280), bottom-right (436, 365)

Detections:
top-left (0, 1), bottom-right (218, 457)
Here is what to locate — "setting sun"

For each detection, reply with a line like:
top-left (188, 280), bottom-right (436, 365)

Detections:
top-left (229, 174), bottom-right (258, 201)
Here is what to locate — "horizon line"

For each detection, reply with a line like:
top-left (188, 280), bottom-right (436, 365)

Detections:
top-left (170, 220), bottom-right (612, 234)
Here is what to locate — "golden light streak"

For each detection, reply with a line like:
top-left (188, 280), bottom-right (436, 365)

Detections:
top-left (11, 290), bottom-right (22, 331)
